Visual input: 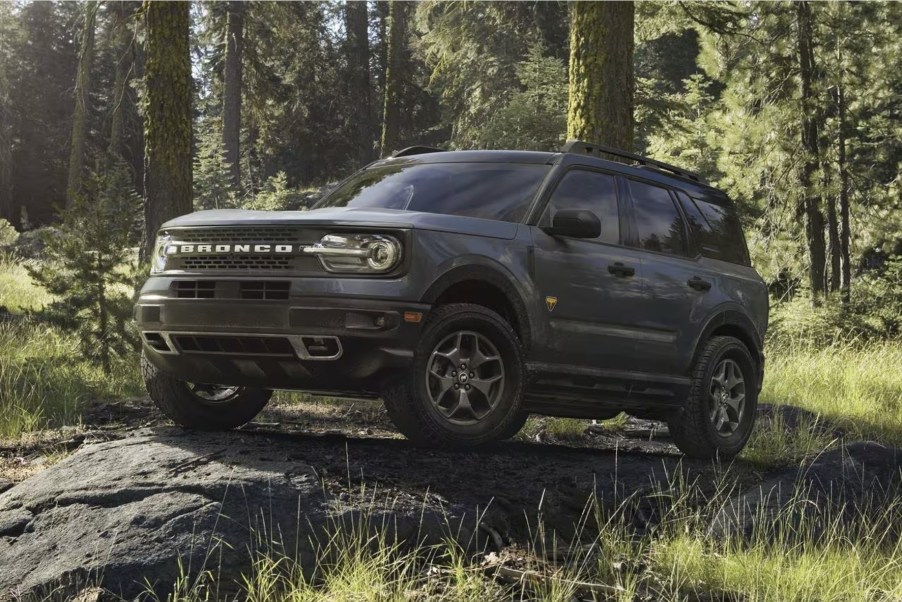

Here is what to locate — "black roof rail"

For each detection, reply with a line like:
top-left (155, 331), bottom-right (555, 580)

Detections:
top-left (561, 139), bottom-right (705, 183)
top-left (391, 146), bottom-right (445, 158)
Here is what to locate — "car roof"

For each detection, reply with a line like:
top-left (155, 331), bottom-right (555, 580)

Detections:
top-left (372, 148), bottom-right (732, 207)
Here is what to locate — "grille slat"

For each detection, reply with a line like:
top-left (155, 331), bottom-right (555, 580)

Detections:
top-left (181, 255), bottom-right (293, 271)
top-left (172, 227), bottom-right (299, 244)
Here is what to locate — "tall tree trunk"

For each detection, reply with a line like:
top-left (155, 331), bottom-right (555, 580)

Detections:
top-left (222, 1), bottom-right (244, 189)
top-left (795, 0), bottom-right (827, 304)
top-left (837, 82), bottom-right (852, 304)
top-left (346, 0), bottom-right (374, 166)
top-left (143, 0), bottom-right (192, 258)
top-left (0, 57), bottom-right (12, 224)
top-left (108, 2), bottom-right (135, 160)
top-left (825, 166), bottom-right (840, 292)
top-left (566, 1), bottom-right (634, 150)
top-left (380, 0), bottom-right (406, 158)
top-left (67, 1), bottom-right (98, 207)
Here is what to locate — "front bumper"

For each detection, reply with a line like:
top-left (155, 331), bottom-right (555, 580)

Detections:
top-left (135, 280), bottom-right (429, 394)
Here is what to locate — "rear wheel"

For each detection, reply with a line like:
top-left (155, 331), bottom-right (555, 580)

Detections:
top-left (382, 303), bottom-right (525, 447)
top-left (141, 351), bottom-right (272, 430)
top-left (668, 336), bottom-right (758, 459)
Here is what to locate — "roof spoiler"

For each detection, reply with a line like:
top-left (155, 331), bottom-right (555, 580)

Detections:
top-left (561, 139), bottom-right (705, 183)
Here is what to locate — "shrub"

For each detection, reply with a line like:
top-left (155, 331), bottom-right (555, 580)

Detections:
top-left (0, 218), bottom-right (18, 247)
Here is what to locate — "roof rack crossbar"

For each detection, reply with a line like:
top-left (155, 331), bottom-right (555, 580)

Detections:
top-left (562, 140), bottom-right (704, 183)
top-left (391, 146), bottom-right (445, 158)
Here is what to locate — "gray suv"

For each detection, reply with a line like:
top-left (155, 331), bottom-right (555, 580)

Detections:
top-left (136, 141), bottom-right (768, 458)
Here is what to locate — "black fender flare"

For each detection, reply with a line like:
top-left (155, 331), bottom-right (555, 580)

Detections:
top-left (690, 307), bottom-right (765, 384)
top-left (420, 261), bottom-right (534, 349)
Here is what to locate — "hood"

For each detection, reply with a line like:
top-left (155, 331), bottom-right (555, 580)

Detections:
top-left (160, 206), bottom-right (519, 240)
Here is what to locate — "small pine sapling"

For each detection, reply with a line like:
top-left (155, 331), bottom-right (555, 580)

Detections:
top-left (28, 161), bottom-right (142, 374)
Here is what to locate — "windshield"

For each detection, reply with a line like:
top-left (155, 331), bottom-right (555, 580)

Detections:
top-left (314, 162), bottom-right (550, 223)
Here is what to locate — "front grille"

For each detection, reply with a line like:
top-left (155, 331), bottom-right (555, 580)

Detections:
top-left (171, 227), bottom-right (299, 244)
top-left (240, 281), bottom-right (290, 300)
top-left (181, 255), bottom-right (292, 271)
top-left (172, 334), bottom-right (296, 357)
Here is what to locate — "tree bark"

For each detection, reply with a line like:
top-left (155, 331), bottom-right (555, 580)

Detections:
top-left (67, 1), bottom-right (98, 207)
top-left (380, 0), bottom-right (406, 158)
top-left (222, 1), bottom-right (244, 189)
top-left (0, 54), bottom-right (12, 224)
top-left (825, 164), bottom-right (840, 292)
top-left (566, 1), bottom-right (634, 150)
top-left (143, 0), bottom-right (193, 258)
top-left (837, 82), bottom-right (852, 304)
top-left (346, 0), bottom-right (374, 166)
top-left (108, 2), bottom-right (136, 160)
top-left (795, 0), bottom-right (827, 304)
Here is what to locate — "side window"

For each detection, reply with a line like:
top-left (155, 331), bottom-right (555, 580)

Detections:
top-left (542, 170), bottom-right (620, 244)
top-left (628, 180), bottom-right (687, 256)
top-left (676, 191), bottom-right (750, 265)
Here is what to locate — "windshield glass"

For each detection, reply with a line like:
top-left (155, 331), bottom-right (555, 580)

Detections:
top-left (314, 162), bottom-right (549, 223)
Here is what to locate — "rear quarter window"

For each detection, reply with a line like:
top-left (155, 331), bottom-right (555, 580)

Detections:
top-left (676, 191), bottom-right (750, 266)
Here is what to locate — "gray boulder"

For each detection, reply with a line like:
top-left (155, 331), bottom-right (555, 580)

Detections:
top-left (0, 428), bottom-right (470, 600)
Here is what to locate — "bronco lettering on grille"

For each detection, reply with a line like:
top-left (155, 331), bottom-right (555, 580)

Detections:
top-left (166, 244), bottom-right (302, 255)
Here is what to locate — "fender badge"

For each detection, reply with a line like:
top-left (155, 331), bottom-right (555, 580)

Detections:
top-left (545, 296), bottom-right (558, 312)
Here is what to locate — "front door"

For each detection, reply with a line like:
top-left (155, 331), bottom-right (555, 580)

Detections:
top-left (531, 168), bottom-right (646, 371)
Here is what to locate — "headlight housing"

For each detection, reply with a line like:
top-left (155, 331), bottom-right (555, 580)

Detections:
top-left (305, 233), bottom-right (402, 274)
top-left (150, 231), bottom-right (171, 274)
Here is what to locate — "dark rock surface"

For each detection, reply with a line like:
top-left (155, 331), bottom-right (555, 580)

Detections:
top-left (0, 426), bottom-right (709, 600)
top-left (710, 441), bottom-right (902, 542)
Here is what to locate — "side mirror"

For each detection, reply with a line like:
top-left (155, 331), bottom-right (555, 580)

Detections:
top-left (543, 209), bottom-right (600, 239)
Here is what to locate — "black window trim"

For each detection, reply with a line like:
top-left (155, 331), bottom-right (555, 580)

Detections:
top-left (528, 164), bottom-right (630, 249)
top-left (621, 175), bottom-right (699, 262)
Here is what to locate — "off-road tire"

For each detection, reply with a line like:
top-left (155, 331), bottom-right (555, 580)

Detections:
top-left (382, 303), bottom-right (526, 447)
top-left (668, 336), bottom-right (758, 459)
top-left (141, 351), bottom-right (272, 430)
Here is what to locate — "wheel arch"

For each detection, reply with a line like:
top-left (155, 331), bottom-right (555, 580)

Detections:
top-left (421, 264), bottom-right (532, 349)
top-left (691, 309), bottom-right (764, 385)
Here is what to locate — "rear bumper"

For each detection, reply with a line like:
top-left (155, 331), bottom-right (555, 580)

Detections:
top-left (135, 290), bottom-right (429, 393)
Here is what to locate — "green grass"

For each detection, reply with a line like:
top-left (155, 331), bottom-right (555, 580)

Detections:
top-left (0, 250), bottom-right (51, 312)
top-left (158, 466), bottom-right (902, 602)
top-left (0, 252), bottom-right (141, 439)
top-left (760, 342), bottom-right (902, 445)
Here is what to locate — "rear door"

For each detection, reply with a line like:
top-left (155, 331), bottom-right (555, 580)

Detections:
top-left (622, 178), bottom-right (717, 376)
top-left (530, 168), bottom-right (647, 370)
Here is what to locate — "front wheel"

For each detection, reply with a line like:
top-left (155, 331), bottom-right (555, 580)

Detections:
top-left (382, 303), bottom-right (526, 448)
top-left (668, 336), bottom-right (758, 459)
top-left (141, 351), bottom-right (272, 430)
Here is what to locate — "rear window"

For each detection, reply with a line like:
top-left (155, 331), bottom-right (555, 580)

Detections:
top-left (675, 191), bottom-right (750, 265)
top-left (315, 163), bottom-right (550, 223)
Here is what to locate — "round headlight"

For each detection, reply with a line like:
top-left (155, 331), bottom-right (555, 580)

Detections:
top-left (366, 238), bottom-right (400, 271)
top-left (151, 231), bottom-right (171, 274)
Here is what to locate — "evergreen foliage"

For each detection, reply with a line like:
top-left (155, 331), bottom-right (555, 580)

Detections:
top-left (26, 161), bottom-right (141, 374)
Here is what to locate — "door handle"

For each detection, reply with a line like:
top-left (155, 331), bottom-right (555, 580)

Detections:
top-left (607, 262), bottom-right (635, 278)
top-left (687, 276), bottom-right (712, 291)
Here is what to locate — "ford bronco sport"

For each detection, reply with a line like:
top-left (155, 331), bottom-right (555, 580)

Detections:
top-left (137, 141), bottom-right (768, 458)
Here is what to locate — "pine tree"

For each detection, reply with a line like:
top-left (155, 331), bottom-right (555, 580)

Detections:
top-left (567, 1), bottom-right (634, 150)
top-left (222, 1), bottom-right (244, 189)
top-left (28, 161), bottom-right (141, 374)
top-left (142, 0), bottom-right (192, 258)
top-left (346, 0), bottom-right (374, 166)
top-left (380, 0), bottom-right (407, 157)
top-left (66, 1), bottom-right (98, 207)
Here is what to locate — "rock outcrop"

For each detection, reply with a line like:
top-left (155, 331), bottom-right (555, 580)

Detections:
top-left (0, 426), bottom-right (695, 599)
